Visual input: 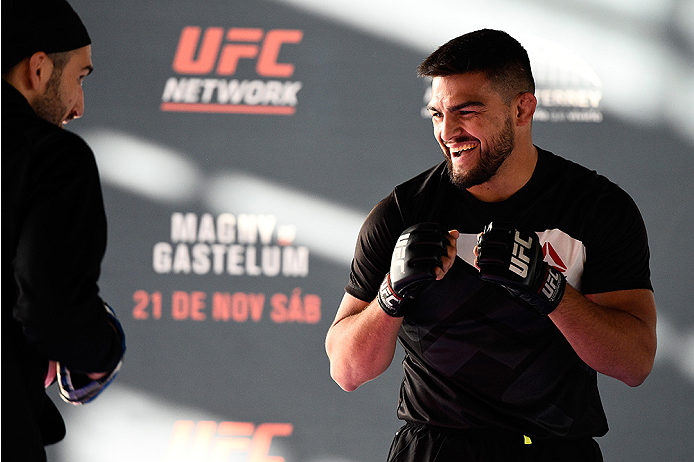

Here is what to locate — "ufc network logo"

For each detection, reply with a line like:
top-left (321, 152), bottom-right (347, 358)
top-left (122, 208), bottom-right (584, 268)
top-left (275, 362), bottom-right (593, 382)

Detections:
top-left (161, 27), bottom-right (303, 115)
top-left (166, 420), bottom-right (293, 462)
top-left (391, 232), bottom-right (410, 275)
top-left (509, 231), bottom-right (532, 278)
top-left (173, 27), bottom-right (303, 77)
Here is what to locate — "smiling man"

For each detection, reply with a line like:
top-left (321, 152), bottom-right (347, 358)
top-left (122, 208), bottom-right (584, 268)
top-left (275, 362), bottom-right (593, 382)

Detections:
top-left (325, 29), bottom-right (656, 462)
top-left (2, 1), bottom-right (125, 461)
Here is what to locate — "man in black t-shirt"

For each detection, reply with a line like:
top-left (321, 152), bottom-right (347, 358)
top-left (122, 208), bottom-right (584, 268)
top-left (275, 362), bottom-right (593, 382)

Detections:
top-left (325, 29), bottom-right (656, 462)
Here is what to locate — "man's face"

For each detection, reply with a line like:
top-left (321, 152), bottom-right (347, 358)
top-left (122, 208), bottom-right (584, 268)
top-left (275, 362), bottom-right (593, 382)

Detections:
top-left (426, 72), bottom-right (516, 191)
top-left (34, 45), bottom-right (93, 127)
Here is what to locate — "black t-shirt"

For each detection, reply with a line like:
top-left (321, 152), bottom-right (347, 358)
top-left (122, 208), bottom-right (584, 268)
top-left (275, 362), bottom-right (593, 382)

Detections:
top-left (345, 148), bottom-right (652, 438)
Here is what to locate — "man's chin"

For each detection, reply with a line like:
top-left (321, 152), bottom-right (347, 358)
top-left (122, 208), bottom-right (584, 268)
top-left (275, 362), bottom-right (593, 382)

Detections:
top-left (447, 163), bottom-right (493, 191)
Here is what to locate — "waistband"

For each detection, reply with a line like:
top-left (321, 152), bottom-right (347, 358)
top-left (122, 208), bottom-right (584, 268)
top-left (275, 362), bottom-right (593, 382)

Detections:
top-left (402, 421), bottom-right (590, 445)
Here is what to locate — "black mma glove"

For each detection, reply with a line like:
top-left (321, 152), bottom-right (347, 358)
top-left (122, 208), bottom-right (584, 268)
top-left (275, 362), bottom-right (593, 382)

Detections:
top-left (476, 222), bottom-right (565, 315)
top-left (377, 223), bottom-right (449, 317)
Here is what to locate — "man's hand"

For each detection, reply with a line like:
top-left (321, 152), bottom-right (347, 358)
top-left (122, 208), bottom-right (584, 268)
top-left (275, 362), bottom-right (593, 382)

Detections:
top-left (57, 302), bottom-right (125, 404)
top-left (377, 223), bottom-right (450, 317)
top-left (476, 222), bottom-right (565, 315)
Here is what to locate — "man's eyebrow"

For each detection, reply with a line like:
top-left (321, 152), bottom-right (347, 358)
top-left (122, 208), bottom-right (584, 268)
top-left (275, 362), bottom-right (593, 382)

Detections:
top-left (427, 100), bottom-right (485, 113)
top-left (448, 101), bottom-right (485, 112)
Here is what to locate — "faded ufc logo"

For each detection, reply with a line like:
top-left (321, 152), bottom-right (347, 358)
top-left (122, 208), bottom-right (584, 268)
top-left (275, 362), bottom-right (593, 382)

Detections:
top-left (166, 420), bottom-right (293, 462)
top-left (391, 232), bottom-right (410, 275)
top-left (510, 231), bottom-right (533, 278)
top-left (173, 27), bottom-right (303, 77)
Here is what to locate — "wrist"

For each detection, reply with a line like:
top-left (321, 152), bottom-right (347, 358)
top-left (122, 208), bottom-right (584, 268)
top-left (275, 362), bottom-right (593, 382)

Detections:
top-left (528, 265), bottom-right (566, 315)
top-left (377, 273), bottom-right (406, 317)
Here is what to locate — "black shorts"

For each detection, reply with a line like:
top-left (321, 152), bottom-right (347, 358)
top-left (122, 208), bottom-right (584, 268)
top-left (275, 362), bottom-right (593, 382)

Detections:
top-left (387, 423), bottom-right (603, 462)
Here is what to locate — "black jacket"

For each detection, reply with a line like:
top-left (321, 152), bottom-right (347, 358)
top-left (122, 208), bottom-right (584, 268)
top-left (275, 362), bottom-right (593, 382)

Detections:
top-left (1, 80), bottom-right (123, 461)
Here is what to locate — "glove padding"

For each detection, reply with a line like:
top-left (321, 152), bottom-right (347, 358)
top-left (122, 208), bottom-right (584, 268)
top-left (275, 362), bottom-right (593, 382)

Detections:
top-left (58, 302), bottom-right (125, 405)
top-left (378, 223), bottom-right (449, 317)
top-left (476, 222), bottom-right (565, 315)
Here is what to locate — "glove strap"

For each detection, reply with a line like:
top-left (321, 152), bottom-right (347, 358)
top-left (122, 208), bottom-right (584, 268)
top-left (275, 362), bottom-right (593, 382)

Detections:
top-left (57, 358), bottom-right (123, 405)
top-left (518, 265), bottom-right (566, 315)
top-left (377, 273), bottom-right (406, 317)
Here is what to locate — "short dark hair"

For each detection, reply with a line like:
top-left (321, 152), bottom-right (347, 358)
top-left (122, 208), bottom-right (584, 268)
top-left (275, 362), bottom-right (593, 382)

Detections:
top-left (418, 29), bottom-right (535, 103)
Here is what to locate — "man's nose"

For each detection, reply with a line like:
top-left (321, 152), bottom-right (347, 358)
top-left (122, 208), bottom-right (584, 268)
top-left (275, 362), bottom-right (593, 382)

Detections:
top-left (440, 114), bottom-right (461, 143)
top-left (71, 89), bottom-right (85, 120)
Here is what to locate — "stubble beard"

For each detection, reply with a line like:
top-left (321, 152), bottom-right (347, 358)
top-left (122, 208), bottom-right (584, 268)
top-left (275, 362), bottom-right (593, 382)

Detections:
top-left (446, 115), bottom-right (515, 191)
top-left (33, 68), bottom-right (68, 127)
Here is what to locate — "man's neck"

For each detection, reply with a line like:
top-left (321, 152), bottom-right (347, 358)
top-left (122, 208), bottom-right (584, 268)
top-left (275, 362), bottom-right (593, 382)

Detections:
top-left (466, 144), bottom-right (539, 203)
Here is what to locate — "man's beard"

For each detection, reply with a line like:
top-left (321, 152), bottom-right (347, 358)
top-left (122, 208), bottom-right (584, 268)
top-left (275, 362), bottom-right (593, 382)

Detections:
top-left (33, 68), bottom-right (68, 127)
top-left (446, 115), bottom-right (515, 190)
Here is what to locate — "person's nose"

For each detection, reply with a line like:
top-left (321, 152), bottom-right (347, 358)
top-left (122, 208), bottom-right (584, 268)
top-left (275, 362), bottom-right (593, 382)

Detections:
top-left (440, 114), bottom-right (460, 144)
top-left (71, 88), bottom-right (85, 120)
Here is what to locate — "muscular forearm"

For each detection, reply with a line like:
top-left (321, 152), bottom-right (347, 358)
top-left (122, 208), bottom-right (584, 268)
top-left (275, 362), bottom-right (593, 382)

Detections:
top-left (549, 285), bottom-right (657, 387)
top-left (327, 227), bottom-right (455, 391)
top-left (326, 298), bottom-right (403, 392)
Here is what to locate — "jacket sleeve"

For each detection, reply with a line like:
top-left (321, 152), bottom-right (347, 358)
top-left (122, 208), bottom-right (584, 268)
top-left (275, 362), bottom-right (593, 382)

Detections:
top-left (12, 131), bottom-right (123, 373)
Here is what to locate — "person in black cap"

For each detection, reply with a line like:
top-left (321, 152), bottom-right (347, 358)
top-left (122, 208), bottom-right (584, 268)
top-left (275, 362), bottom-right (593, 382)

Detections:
top-left (2, 1), bottom-right (126, 460)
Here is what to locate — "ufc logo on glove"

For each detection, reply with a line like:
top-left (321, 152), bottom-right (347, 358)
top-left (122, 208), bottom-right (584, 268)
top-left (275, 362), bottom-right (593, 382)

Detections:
top-left (477, 222), bottom-right (566, 315)
top-left (392, 232), bottom-right (410, 275)
top-left (377, 224), bottom-right (448, 317)
top-left (510, 231), bottom-right (533, 278)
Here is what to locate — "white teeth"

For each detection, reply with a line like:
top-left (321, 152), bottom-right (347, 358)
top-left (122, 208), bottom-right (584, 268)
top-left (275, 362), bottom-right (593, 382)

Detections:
top-left (451, 145), bottom-right (475, 155)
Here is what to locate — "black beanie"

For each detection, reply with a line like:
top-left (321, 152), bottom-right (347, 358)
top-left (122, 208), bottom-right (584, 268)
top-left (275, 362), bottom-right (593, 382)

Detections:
top-left (2, 0), bottom-right (91, 73)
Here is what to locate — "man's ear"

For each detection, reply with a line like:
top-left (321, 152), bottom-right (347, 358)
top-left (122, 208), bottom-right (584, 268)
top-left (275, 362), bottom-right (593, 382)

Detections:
top-left (515, 92), bottom-right (537, 127)
top-left (27, 51), bottom-right (54, 91)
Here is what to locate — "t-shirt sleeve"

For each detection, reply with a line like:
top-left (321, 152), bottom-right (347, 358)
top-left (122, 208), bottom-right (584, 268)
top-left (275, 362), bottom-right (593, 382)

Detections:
top-left (345, 192), bottom-right (406, 302)
top-left (580, 184), bottom-right (652, 295)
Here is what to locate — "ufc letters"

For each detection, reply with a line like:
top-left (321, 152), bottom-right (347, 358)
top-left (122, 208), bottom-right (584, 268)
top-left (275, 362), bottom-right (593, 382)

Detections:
top-left (172, 27), bottom-right (303, 77)
top-left (391, 232), bottom-right (410, 276)
top-left (510, 231), bottom-right (533, 278)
